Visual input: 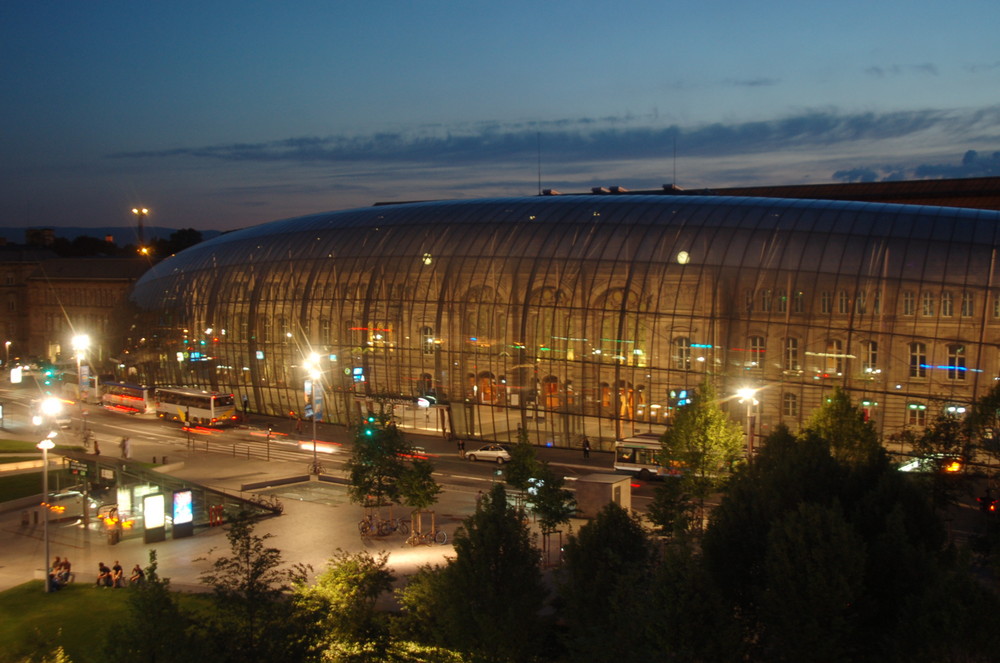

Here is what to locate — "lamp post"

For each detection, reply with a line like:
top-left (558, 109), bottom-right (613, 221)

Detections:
top-left (132, 207), bottom-right (149, 255)
top-left (72, 334), bottom-right (90, 403)
top-left (37, 431), bottom-right (56, 593)
top-left (737, 387), bottom-right (759, 457)
top-left (305, 353), bottom-right (321, 474)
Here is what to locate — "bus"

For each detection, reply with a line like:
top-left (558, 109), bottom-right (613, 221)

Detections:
top-left (101, 381), bottom-right (156, 415)
top-left (154, 387), bottom-right (238, 427)
top-left (613, 433), bottom-right (683, 480)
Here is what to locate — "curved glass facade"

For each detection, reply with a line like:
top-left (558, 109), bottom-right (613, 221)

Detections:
top-left (126, 195), bottom-right (1000, 450)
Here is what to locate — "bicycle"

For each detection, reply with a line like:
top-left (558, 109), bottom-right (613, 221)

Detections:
top-left (383, 516), bottom-right (410, 536)
top-left (406, 528), bottom-right (448, 546)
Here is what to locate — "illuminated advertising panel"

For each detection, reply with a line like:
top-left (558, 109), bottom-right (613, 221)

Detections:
top-left (144, 493), bottom-right (165, 528)
top-left (173, 490), bottom-right (193, 525)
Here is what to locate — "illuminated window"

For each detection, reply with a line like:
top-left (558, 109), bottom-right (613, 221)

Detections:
top-left (922, 292), bottom-right (935, 317)
top-left (673, 337), bottom-right (692, 370)
top-left (747, 335), bottom-right (765, 369)
top-left (793, 291), bottom-right (805, 313)
top-left (821, 291), bottom-right (832, 314)
top-left (947, 344), bottom-right (966, 380)
top-left (906, 403), bottom-right (927, 427)
top-left (941, 291), bottom-right (953, 317)
top-left (862, 340), bottom-right (878, 374)
top-left (825, 339), bottom-right (843, 374)
top-left (776, 289), bottom-right (787, 313)
top-left (909, 342), bottom-right (926, 378)
top-left (903, 291), bottom-right (915, 316)
top-left (320, 318), bottom-right (331, 345)
top-left (782, 392), bottom-right (798, 417)
top-left (838, 290), bottom-right (850, 314)
top-left (961, 292), bottom-right (974, 318)
top-left (279, 317), bottom-right (289, 343)
top-left (784, 337), bottom-right (800, 371)
top-left (421, 326), bottom-right (435, 355)
top-left (856, 291), bottom-right (867, 315)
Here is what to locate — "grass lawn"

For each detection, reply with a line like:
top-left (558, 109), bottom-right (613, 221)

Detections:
top-left (0, 471), bottom-right (65, 503)
top-left (0, 440), bottom-right (85, 454)
top-left (0, 580), bottom-right (214, 663)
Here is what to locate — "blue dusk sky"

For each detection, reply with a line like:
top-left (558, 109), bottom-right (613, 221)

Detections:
top-left (3, 0), bottom-right (1000, 233)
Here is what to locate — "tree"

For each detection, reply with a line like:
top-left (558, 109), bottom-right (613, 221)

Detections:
top-left (911, 413), bottom-right (975, 509)
top-left (398, 484), bottom-right (547, 662)
top-left (558, 502), bottom-right (657, 661)
top-left (504, 424), bottom-right (540, 491)
top-left (294, 549), bottom-right (396, 661)
top-left (104, 550), bottom-right (196, 663)
top-left (653, 380), bottom-right (743, 532)
top-left (345, 416), bottom-right (410, 512)
top-left (199, 511), bottom-right (311, 663)
top-left (530, 462), bottom-right (576, 534)
top-left (803, 387), bottom-right (880, 467)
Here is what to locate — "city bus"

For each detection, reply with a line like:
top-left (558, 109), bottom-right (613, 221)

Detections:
top-left (101, 381), bottom-right (156, 416)
top-left (613, 432), bottom-right (683, 480)
top-left (154, 387), bottom-right (238, 427)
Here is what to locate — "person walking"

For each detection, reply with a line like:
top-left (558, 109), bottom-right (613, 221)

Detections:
top-left (458, 438), bottom-right (466, 458)
top-left (582, 436), bottom-right (591, 459)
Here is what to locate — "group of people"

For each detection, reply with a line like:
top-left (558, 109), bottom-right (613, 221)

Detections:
top-left (95, 560), bottom-right (144, 588)
top-left (46, 556), bottom-right (74, 590)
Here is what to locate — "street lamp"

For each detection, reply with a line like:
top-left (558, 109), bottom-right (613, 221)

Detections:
top-left (37, 431), bottom-right (56, 593)
top-left (737, 387), bottom-right (759, 457)
top-left (132, 207), bottom-right (149, 255)
top-left (72, 334), bottom-right (90, 402)
top-left (304, 353), bottom-right (321, 474)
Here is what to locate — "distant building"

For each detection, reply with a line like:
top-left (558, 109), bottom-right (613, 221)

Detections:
top-left (124, 180), bottom-right (1000, 448)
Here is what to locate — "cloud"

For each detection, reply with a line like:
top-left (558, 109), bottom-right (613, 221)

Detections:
top-left (833, 149), bottom-right (1000, 182)
top-left (865, 63), bottom-right (939, 77)
top-left (109, 106), bottom-right (998, 170)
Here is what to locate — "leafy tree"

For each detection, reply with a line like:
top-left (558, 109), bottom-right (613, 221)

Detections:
top-left (345, 416), bottom-right (410, 510)
top-left (104, 550), bottom-right (196, 663)
top-left (530, 462), bottom-right (576, 534)
top-left (653, 379), bottom-right (743, 531)
top-left (759, 502), bottom-right (866, 662)
top-left (504, 425), bottom-right (540, 491)
top-left (294, 549), bottom-right (396, 661)
top-left (398, 458), bottom-right (443, 512)
top-left (910, 413), bottom-right (975, 508)
top-left (803, 387), bottom-right (880, 467)
top-left (199, 511), bottom-right (311, 663)
top-left (558, 502), bottom-right (657, 661)
top-left (398, 484), bottom-right (547, 662)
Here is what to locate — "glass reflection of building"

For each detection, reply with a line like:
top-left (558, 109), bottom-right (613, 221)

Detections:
top-left (125, 195), bottom-right (1000, 450)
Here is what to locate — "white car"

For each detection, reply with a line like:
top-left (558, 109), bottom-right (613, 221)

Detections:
top-left (466, 444), bottom-right (512, 464)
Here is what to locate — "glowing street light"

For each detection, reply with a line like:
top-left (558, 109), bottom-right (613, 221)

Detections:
top-left (132, 207), bottom-right (149, 254)
top-left (304, 352), bottom-right (322, 474)
top-left (37, 431), bottom-right (56, 593)
top-left (72, 334), bottom-right (90, 401)
top-left (737, 387), bottom-right (759, 456)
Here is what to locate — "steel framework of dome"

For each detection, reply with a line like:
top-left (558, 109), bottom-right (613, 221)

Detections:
top-left (126, 194), bottom-right (1000, 450)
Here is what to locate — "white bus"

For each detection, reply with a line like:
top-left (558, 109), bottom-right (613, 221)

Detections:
top-left (154, 387), bottom-right (238, 427)
top-left (101, 381), bottom-right (156, 415)
top-left (613, 432), bottom-right (683, 480)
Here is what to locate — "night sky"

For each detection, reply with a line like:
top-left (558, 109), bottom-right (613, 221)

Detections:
top-left (3, 1), bottom-right (1000, 233)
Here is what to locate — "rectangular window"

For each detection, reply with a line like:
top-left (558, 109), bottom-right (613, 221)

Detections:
top-left (784, 337), bottom-right (800, 372)
top-left (745, 290), bottom-right (754, 313)
top-left (941, 291), bottom-right (953, 317)
top-left (838, 290), bottom-right (850, 314)
top-left (961, 292), bottom-right (974, 318)
top-left (760, 290), bottom-right (771, 313)
top-left (948, 345), bottom-right (966, 381)
top-left (994, 292), bottom-right (1000, 319)
top-left (856, 291), bottom-right (867, 315)
top-left (821, 291), bottom-right (832, 314)
top-left (776, 289), bottom-right (787, 313)
top-left (782, 392), bottom-right (798, 417)
top-left (909, 342), bottom-right (926, 378)
top-left (906, 403), bottom-right (927, 427)
top-left (863, 340), bottom-right (878, 374)
top-left (825, 339), bottom-right (844, 375)
top-left (873, 290), bottom-right (881, 315)
top-left (793, 291), bottom-right (804, 313)
top-left (922, 292), bottom-right (935, 317)
top-left (903, 291), bottom-right (915, 316)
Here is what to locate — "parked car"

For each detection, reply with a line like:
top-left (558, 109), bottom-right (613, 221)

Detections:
top-left (45, 490), bottom-right (100, 520)
top-left (466, 444), bottom-right (512, 464)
